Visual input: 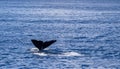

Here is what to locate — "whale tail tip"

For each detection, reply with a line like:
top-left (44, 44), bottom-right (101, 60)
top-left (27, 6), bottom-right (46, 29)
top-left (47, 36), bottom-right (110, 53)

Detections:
top-left (31, 39), bottom-right (56, 50)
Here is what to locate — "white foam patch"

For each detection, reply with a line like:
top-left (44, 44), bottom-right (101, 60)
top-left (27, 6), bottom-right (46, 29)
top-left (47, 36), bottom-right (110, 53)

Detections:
top-left (33, 53), bottom-right (47, 56)
top-left (30, 48), bottom-right (83, 57)
top-left (61, 52), bottom-right (83, 56)
top-left (31, 48), bottom-right (48, 56)
top-left (30, 48), bottom-right (39, 53)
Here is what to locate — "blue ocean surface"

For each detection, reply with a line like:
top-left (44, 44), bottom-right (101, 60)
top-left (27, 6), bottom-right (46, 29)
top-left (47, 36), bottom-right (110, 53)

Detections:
top-left (0, 0), bottom-right (120, 69)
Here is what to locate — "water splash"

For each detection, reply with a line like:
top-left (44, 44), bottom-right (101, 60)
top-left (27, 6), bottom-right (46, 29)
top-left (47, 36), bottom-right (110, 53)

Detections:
top-left (33, 52), bottom-right (48, 56)
top-left (31, 48), bottom-right (83, 57)
top-left (30, 48), bottom-right (39, 53)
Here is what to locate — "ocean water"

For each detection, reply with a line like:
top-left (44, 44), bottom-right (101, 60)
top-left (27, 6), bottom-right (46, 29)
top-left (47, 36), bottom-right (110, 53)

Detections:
top-left (0, 0), bottom-right (120, 69)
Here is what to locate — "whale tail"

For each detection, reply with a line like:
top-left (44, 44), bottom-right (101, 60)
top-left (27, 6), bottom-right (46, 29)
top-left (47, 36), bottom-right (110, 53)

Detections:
top-left (31, 39), bottom-right (56, 50)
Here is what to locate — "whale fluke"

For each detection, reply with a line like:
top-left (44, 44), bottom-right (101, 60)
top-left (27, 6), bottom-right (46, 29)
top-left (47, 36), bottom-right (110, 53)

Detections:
top-left (31, 39), bottom-right (56, 50)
